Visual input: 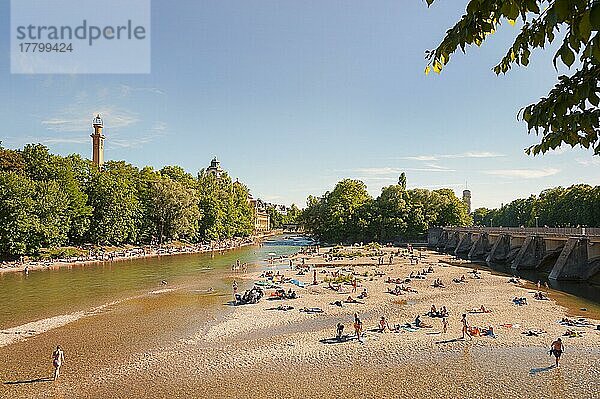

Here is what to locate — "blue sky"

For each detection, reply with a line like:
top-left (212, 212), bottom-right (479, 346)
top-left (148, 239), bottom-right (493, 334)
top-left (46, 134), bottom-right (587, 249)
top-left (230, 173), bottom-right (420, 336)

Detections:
top-left (1, 1), bottom-right (598, 209)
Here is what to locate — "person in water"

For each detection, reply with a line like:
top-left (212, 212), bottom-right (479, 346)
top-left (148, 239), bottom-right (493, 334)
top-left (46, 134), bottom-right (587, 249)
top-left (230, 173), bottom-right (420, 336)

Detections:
top-left (52, 345), bottom-right (65, 380)
top-left (550, 338), bottom-right (564, 367)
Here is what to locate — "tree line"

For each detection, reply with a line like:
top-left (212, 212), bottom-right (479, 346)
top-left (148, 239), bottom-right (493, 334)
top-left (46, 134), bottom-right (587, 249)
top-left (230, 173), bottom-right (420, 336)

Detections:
top-left (472, 184), bottom-right (600, 228)
top-left (0, 143), bottom-right (258, 258)
top-left (300, 174), bottom-right (472, 244)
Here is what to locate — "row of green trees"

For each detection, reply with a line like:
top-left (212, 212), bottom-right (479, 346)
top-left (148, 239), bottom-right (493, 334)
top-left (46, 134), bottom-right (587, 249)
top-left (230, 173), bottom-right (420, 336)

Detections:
top-left (473, 184), bottom-right (600, 228)
top-left (266, 204), bottom-right (302, 229)
top-left (300, 175), bottom-right (471, 244)
top-left (0, 144), bottom-right (257, 258)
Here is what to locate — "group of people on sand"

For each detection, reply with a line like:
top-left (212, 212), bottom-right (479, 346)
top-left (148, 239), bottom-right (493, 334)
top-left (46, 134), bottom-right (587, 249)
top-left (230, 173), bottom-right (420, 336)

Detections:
top-left (432, 278), bottom-right (445, 288)
top-left (428, 304), bottom-right (449, 318)
top-left (534, 291), bottom-right (549, 300)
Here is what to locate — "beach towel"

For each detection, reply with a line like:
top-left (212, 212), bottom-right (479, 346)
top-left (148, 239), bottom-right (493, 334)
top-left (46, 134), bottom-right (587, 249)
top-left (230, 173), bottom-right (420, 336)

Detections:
top-left (290, 279), bottom-right (306, 288)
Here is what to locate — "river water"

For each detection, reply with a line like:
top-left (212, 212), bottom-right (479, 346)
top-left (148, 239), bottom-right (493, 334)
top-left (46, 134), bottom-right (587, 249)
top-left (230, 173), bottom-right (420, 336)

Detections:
top-left (0, 235), bottom-right (312, 330)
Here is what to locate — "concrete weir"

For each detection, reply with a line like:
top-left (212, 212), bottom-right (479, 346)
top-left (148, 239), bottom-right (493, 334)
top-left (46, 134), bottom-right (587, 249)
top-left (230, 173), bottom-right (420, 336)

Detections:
top-left (428, 227), bottom-right (600, 282)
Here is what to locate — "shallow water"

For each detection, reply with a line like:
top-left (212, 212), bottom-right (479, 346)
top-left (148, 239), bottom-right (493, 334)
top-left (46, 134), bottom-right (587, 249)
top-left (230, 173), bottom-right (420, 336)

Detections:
top-left (0, 236), bottom-right (310, 329)
top-left (469, 261), bottom-right (600, 320)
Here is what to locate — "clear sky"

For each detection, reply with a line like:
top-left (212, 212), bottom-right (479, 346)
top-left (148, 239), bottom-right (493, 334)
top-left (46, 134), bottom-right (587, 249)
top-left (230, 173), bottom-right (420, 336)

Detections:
top-left (1, 1), bottom-right (598, 209)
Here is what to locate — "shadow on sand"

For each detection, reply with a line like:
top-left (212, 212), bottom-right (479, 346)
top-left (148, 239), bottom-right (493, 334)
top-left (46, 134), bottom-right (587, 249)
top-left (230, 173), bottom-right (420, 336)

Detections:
top-left (4, 377), bottom-right (53, 385)
top-left (435, 337), bottom-right (464, 344)
top-left (529, 365), bottom-right (556, 375)
top-left (320, 335), bottom-right (356, 344)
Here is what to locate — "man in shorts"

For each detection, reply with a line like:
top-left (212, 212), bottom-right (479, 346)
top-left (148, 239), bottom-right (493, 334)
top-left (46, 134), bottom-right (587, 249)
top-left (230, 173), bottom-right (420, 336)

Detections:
top-left (550, 338), bottom-right (564, 367)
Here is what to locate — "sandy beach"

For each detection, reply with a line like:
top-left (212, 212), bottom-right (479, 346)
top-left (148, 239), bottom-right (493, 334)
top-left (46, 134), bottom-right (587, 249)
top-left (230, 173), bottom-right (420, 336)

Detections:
top-left (1, 245), bottom-right (599, 398)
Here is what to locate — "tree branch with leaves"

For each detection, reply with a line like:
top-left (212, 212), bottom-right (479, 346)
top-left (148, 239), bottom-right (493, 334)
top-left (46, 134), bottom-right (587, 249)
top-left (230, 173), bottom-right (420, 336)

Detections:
top-left (424, 0), bottom-right (600, 155)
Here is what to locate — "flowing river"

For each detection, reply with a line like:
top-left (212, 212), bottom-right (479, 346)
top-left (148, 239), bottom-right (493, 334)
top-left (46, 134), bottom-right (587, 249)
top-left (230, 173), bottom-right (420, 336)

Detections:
top-left (0, 235), bottom-right (311, 330)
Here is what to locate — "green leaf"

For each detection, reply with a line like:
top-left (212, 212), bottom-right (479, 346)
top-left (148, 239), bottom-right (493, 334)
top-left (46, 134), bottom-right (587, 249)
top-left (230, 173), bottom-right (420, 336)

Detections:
top-left (579, 11), bottom-right (592, 42)
top-left (561, 45), bottom-right (575, 67)
top-left (591, 3), bottom-right (600, 30)
top-left (554, 0), bottom-right (570, 21)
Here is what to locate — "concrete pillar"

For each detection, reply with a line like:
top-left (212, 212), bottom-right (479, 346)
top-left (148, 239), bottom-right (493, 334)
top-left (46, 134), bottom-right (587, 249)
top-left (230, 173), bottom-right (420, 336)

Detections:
top-left (436, 230), bottom-right (449, 250)
top-left (511, 236), bottom-right (546, 271)
top-left (486, 234), bottom-right (511, 263)
top-left (454, 232), bottom-right (473, 255)
top-left (468, 233), bottom-right (490, 260)
top-left (444, 231), bottom-right (460, 252)
top-left (549, 238), bottom-right (591, 281)
top-left (428, 227), bottom-right (443, 247)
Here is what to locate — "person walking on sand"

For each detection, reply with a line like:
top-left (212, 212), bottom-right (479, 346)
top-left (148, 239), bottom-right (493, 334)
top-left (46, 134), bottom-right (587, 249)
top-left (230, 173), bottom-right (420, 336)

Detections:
top-left (232, 280), bottom-right (238, 300)
top-left (352, 278), bottom-right (357, 293)
top-left (550, 338), bottom-right (564, 367)
top-left (52, 345), bottom-right (64, 380)
top-left (442, 317), bottom-right (448, 334)
top-left (461, 314), bottom-right (472, 340)
top-left (353, 313), bottom-right (363, 343)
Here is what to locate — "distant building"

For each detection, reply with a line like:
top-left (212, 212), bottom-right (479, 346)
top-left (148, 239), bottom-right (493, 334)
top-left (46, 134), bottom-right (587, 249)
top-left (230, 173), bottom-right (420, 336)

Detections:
top-left (462, 189), bottom-right (472, 214)
top-left (249, 196), bottom-right (270, 232)
top-left (91, 115), bottom-right (105, 168)
top-left (205, 156), bottom-right (223, 178)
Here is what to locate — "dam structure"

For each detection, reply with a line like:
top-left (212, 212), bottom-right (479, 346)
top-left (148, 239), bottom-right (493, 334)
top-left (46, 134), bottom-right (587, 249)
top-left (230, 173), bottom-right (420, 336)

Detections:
top-left (428, 227), bottom-right (600, 282)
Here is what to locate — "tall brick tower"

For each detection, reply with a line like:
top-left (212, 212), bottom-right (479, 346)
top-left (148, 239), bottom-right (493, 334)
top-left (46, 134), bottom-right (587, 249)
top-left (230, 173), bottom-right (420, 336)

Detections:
top-left (91, 114), bottom-right (105, 168)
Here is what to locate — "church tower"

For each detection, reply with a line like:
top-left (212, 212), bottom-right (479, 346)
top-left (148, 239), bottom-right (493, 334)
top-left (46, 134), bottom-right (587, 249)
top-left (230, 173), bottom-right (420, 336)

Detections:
top-left (91, 115), bottom-right (105, 168)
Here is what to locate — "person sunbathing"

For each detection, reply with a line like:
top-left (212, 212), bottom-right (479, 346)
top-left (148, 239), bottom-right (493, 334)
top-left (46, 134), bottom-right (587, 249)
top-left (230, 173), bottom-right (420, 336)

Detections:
top-left (357, 288), bottom-right (368, 299)
top-left (534, 291), bottom-right (548, 300)
top-left (414, 315), bottom-right (432, 328)
top-left (480, 305), bottom-right (491, 313)
top-left (345, 296), bottom-right (358, 303)
top-left (388, 285), bottom-right (403, 296)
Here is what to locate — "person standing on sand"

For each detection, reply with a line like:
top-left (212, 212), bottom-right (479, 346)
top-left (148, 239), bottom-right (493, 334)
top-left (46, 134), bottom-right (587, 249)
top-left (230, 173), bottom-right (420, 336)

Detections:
top-left (232, 280), bottom-right (238, 300)
top-left (442, 317), bottom-right (448, 334)
top-left (353, 313), bottom-right (363, 343)
top-left (352, 278), bottom-right (357, 293)
top-left (461, 314), bottom-right (472, 340)
top-left (52, 345), bottom-right (64, 380)
top-left (550, 338), bottom-right (564, 367)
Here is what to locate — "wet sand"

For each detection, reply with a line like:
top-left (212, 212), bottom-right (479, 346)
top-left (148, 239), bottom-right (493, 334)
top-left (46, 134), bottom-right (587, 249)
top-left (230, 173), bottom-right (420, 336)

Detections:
top-left (1, 247), bottom-right (598, 398)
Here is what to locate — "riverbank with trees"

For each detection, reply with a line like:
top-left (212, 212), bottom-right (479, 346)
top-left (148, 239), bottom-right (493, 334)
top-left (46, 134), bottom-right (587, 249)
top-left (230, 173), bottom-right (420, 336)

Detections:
top-left (472, 185), bottom-right (600, 228)
top-left (300, 175), bottom-right (471, 244)
top-left (0, 143), bottom-right (261, 260)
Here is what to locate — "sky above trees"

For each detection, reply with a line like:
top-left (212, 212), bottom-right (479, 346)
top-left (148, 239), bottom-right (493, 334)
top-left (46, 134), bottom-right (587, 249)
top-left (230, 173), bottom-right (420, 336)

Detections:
top-left (1, 1), bottom-right (598, 209)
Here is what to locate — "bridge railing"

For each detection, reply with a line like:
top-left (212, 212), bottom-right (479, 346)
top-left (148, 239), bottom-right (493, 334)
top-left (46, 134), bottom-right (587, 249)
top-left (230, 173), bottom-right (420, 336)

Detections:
top-left (438, 226), bottom-right (600, 237)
